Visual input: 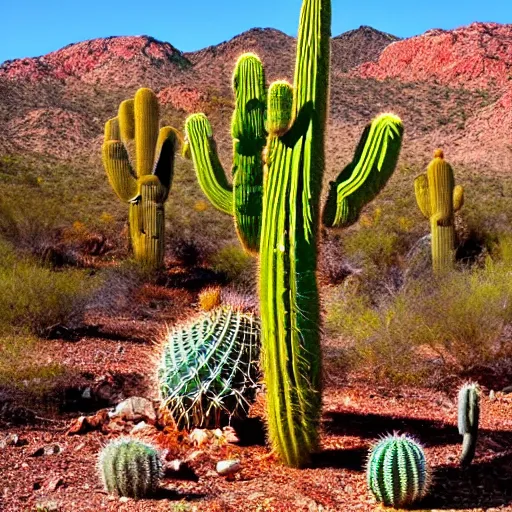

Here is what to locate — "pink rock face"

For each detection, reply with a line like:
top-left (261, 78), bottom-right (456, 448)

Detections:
top-left (0, 36), bottom-right (185, 82)
top-left (355, 22), bottom-right (512, 89)
top-left (157, 85), bottom-right (207, 113)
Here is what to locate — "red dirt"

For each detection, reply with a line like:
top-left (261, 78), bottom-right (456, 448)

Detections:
top-left (0, 280), bottom-right (511, 511)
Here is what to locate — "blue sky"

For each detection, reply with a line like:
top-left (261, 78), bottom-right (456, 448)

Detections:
top-left (1, 0), bottom-right (510, 64)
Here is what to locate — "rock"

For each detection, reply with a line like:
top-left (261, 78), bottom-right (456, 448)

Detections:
top-left (0, 433), bottom-right (26, 448)
top-left (216, 459), bottom-right (241, 476)
top-left (129, 421), bottom-right (156, 435)
top-left (489, 390), bottom-right (496, 401)
top-left (164, 459), bottom-right (199, 481)
top-left (502, 385), bottom-right (512, 395)
top-left (222, 426), bottom-right (240, 444)
top-left (46, 476), bottom-right (64, 492)
top-left (111, 397), bottom-right (156, 424)
top-left (30, 444), bottom-right (62, 457)
top-left (188, 428), bottom-right (209, 447)
top-left (81, 387), bottom-right (92, 400)
top-left (67, 409), bottom-right (110, 435)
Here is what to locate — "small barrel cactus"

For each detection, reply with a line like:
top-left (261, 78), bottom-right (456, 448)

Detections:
top-left (458, 382), bottom-right (480, 466)
top-left (158, 306), bottom-right (261, 429)
top-left (98, 438), bottom-right (162, 499)
top-left (367, 433), bottom-right (430, 508)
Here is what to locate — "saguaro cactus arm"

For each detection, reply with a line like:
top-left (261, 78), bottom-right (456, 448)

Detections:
top-left (185, 113), bottom-right (233, 214)
top-left (453, 184), bottom-right (464, 212)
top-left (154, 126), bottom-right (179, 197)
top-left (414, 173), bottom-right (431, 218)
top-left (322, 113), bottom-right (404, 228)
top-left (102, 141), bottom-right (138, 202)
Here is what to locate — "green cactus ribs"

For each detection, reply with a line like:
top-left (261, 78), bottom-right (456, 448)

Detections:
top-left (98, 438), bottom-right (162, 499)
top-left (458, 382), bottom-right (480, 466)
top-left (102, 87), bottom-right (179, 269)
top-left (185, 53), bottom-right (266, 254)
top-left (322, 113), bottom-right (403, 228)
top-left (414, 149), bottom-right (464, 273)
top-left (158, 306), bottom-right (261, 429)
top-left (367, 433), bottom-right (431, 508)
top-left (259, 0), bottom-right (331, 468)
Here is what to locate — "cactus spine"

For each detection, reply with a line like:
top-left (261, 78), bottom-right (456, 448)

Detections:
top-left (367, 434), bottom-right (430, 508)
top-left (458, 382), bottom-right (480, 466)
top-left (185, 53), bottom-right (266, 253)
top-left (158, 306), bottom-right (261, 429)
top-left (414, 149), bottom-right (464, 273)
top-left (102, 88), bottom-right (179, 268)
top-left (98, 438), bottom-right (162, 499)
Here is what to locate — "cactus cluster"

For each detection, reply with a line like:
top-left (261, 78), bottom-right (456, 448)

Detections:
top-left (158, 306), bottom-right (261, 429)
top-left (98, 438), bottom-right (162, 499)
top-left (367, 433), bottom-right (430, 508)
top-left (458, 382), bottom-right (480, 466)
top-left (415, 149), bottom-right (464, 273)
top-left (102, 87), bottom-right (179, 268)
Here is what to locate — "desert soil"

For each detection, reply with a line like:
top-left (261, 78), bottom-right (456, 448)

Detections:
top-left (0, 279), bottom-right (511, 512)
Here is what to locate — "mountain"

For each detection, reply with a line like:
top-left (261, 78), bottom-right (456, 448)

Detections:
top-left (0, 23), bottom-right (510, 172)
top-left (332, 25), bottom-right (400, 72)
top-left (354, 22), bottom-right (512, 89)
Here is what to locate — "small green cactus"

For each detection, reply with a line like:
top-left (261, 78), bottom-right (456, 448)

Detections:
top-left (98, 438), bottom-right (162, 499)
top-left (414, 149), bottom-right (464, 273)
top-left (102, 87), bottom-right (179, 268)
top-left (367, 433), bottom-right (430, 508)
top-left (158, 306), bottom-right (261, 429)
top-left (458, 382), bottom-right (480, 466)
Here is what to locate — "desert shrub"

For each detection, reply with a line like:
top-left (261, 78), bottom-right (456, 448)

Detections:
top-left (87, 260), bottom-right (154, 316)
top-left (209, 245), bottom-right (256, 291)
top-left (325, 238), bottom-right (512, 385)
top-left (0, 242), bottom-right (97, 336)
top-left (0, 333), bottom-right (66, 397)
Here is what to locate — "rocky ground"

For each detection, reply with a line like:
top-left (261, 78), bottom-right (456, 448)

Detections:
top-left (0, 277), bottom-right (511, 512)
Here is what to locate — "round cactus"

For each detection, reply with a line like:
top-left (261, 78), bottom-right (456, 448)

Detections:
top-left (367, 433), bottom-right (430, 508)
top-left (98, 438), bottom-right (162, 499)
top-left (158, 306), bottom-right (261, 429)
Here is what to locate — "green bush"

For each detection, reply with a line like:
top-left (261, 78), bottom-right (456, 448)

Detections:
top-left (0, 242), bottom-right (96, 336)
top-left (325, 234), bottom-right (512, 385)
top-left (209, 244), bottom-right (256, 291)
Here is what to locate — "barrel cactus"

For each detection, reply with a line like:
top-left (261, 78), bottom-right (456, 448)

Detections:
top-left (414, 149), bottom-right (464, 273)
top-left (158, 306), bottom-right (261, 429)
top-left (102, 87), bottom-right (179, 268)
top-left (458, 382), bottom-right (480, 466)
top-left (185, 0), bottom-right (403, 467)
top-left (367, 433), bottom-right (430, 508)
top-left (98, 438), bottom-right (162, 499)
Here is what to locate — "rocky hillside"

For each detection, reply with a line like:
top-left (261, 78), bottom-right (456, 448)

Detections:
top-left (0, 23), bottom-right (510, 172)
top-left (355, 22), bottom-right (512, 89)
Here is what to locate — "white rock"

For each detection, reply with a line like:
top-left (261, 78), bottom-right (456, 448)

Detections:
top-left (216, 459), bottom-right (241, 476)
top-left (111, 397), bottom-right (156, 423)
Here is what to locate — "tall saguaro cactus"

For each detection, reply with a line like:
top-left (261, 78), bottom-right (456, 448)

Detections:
top-left (102, 88), bottom-right (179, 268)
top-left (414, 149), bottom-right (464, 273)
top-left (185, 54), bottom-right (266, 253)
top-left (185, 0), bottom-right (403, 467)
